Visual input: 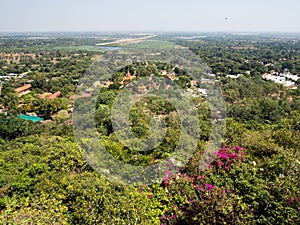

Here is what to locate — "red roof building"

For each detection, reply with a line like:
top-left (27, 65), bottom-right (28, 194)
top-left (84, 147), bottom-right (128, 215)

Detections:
top-left (49, 91), bottom-right (61, 99)
top-left (40, 92), bottom-right (52, 99)
top-left (15, 84), bottom-right (32, 93)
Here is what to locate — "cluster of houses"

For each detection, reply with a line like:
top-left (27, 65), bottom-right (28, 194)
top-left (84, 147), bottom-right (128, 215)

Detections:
top-left (0, 83), bottom-right (63, 122)
top-left (2, 68), bottom-right (223, 123)
top-left (0, 71), bottom-right (31, 80)
top-left (70, 70), bottom-right (138, 100)
top-left (99, 68), bottom-right (216, 89)
top-left (0, 72), bottom-right (19, 80)
top-left (96, 68), bottom-right (215, 99)
top-left (262, 70), bottom-right (299, 89)
top-left (84, 68), bottom-right (218, 100)
top-left (14, 84), bottom-right (61, 99)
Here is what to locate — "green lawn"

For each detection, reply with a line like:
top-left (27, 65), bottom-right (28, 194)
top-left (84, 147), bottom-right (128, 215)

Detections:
top-left (123, 40), bottom-right (180, 49)
top-left (51, 45), bottom-right (104, 52)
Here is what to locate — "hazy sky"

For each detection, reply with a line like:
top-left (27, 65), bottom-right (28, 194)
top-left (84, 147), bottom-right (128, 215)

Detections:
top-left (1, 0), bottom-right (300, 32)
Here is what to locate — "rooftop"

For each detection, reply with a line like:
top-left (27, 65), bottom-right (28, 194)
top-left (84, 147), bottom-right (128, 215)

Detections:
top-left (15, 84), bottom-right (32, 93)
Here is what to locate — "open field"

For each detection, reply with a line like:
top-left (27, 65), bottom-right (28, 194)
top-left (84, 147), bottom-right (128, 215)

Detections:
top-left (51, 45), bottom-right (104, 52)
top-left (123, 40), bottom-right (181, 49)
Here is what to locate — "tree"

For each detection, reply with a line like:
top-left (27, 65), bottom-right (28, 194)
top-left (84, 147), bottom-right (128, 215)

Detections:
top-left (3, 93), bottom-right (19, 116)
top-left (35, 98), bottom-right (68, 120)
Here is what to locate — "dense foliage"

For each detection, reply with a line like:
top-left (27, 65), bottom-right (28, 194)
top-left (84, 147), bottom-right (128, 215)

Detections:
top-left (0, 33), bottom-right (299, 224)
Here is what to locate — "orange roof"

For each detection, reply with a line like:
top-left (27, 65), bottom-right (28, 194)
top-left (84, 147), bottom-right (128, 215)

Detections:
top-left (40, 92), bottom-right (52, 99)
top-left (15, 84), bottom-right (32, 93)
top-left (49, 91), bottom-right (61, 99)
top-left (122, 70), bottom-right (136, 82)
top-left (105, 81), bottom-right (114, 87)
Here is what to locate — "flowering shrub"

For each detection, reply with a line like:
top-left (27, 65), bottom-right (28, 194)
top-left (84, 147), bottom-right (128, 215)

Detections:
top-left (155, 146), bottom-right (249, 224)
top-left (211, 145), bottom-right (246, 170)
top-left (140, 145), bottom-right (300, 225)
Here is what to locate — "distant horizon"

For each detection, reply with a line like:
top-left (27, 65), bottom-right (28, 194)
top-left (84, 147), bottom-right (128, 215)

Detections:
top-left (1, 30), bottom-right (300, 35)
top-left (1, 0), bottom-right (300, 33)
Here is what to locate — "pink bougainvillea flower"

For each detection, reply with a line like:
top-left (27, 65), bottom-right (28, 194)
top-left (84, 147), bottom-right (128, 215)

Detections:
top-left (204, 183), bottom-right (215, 191)
top-left (163, 177), bottom-right (169, 187)
top-left (166, 169), bottom-right (172, 177)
